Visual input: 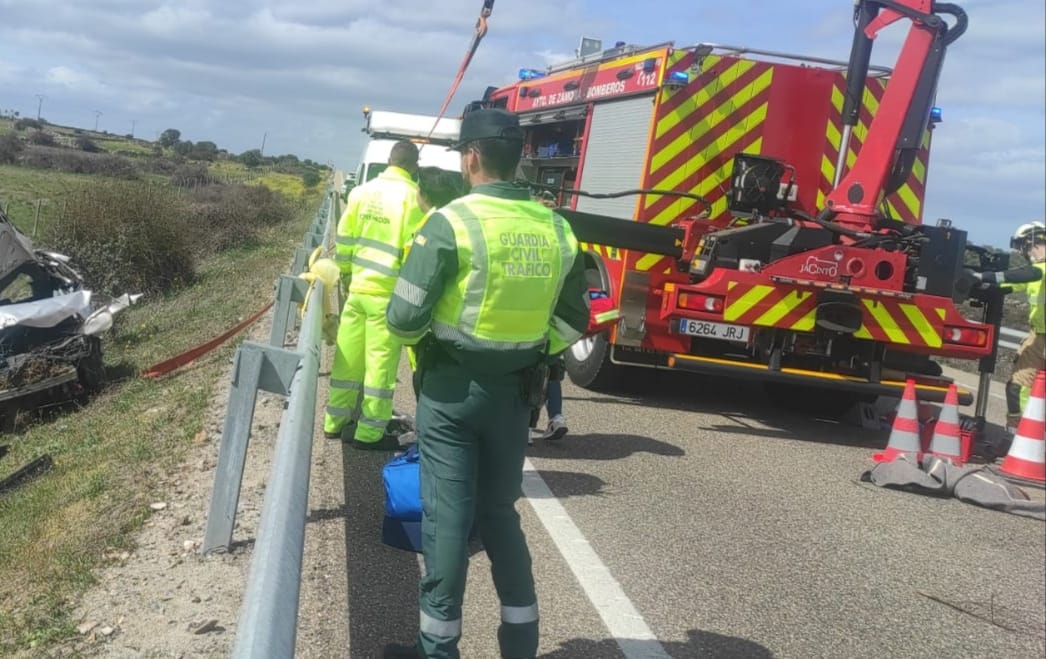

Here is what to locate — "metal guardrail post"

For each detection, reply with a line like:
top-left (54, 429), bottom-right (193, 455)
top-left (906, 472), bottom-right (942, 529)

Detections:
top-left (232, 276), bottom-right (324, 658)
top-left (202, 342), bottom-right (302, 554)
top-left (269, 276), bottom-right (309, 347)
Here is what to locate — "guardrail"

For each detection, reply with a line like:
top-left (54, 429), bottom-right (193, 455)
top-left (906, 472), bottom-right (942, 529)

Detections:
top-left (998, 325), bottom-right (1023, 352)
top-left (201, 186), bottom-right (339, 658)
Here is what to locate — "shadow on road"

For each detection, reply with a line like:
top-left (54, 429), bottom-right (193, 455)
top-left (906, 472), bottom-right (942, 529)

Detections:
top-left (528, 433), bottom-right (685, 461)
top-left (564, 370), bottom-right (890, 451)
top-left (540, 628), bottom-right (773, 658)
top-left (525, 469), bottom-right (609, 499)
top-left (338, 443), bottom-right (419, 659)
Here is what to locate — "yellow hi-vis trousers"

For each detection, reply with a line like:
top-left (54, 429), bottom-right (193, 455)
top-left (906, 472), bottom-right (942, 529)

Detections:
top-left (324, 292), bottom-right (401, 442)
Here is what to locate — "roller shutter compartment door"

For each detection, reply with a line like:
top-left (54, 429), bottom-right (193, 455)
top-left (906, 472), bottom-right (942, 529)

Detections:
top-left (576, 96), bottom-right (655, 220)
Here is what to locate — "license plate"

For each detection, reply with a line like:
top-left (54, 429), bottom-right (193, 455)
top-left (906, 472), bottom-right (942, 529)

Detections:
top-left (677, 319), bottom-right (750, 342)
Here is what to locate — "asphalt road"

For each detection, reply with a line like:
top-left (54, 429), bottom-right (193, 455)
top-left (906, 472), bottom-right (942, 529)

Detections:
top-left (298, 357), bottom-right (1046, 659)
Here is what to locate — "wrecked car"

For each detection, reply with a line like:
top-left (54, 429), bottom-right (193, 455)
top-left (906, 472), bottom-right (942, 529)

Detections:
top-left (0, 211), bottom-right (138, 430)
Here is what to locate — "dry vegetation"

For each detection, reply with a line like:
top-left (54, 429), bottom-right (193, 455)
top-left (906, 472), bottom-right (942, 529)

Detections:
top-left (0, 117), bottom-right (331, 653)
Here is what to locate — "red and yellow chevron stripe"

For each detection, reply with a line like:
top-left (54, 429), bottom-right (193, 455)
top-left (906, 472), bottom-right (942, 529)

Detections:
top-left (722, 282), bottom-right (816, 331)
top-left (853, 298), bottom-right (943, 347)
top-left (819, 76), bottom-right (931, 224)
top-left (634, 53), bottom-right (773, 273)
top-left (578, 242), bottom-right (622, 261)
top-left (721, 281), bottom-right (946, 346)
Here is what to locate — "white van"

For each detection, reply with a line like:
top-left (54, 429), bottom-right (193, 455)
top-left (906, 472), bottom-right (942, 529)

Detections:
top-left (354, 110), bottom-right (462, 184)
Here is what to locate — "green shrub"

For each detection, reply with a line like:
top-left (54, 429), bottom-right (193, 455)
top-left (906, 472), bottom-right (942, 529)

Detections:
top-left (28, 130), bottom-right (56, 146)
top-left (13, 118), bottom-right (42, 131)
top-left (20, 146), bottom-right (138, 178)
top-left (0, 133), bottom-right (22, 164)
top-left (184, 183), bottom-right (294, 255)
top-left (75, 136), bottom-right (101, 153)
top-left (170, 163), bottom-right (215, 188)
top-left (45, 182), bottom-right (196, 296)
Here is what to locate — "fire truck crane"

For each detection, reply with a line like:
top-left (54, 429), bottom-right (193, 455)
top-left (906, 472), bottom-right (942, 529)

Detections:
top-left (465, 1), bottom-right (1003, 434)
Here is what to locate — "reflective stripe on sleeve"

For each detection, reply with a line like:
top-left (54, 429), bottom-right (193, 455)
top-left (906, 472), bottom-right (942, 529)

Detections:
top-left (394, 278), bottom-right (427, 307)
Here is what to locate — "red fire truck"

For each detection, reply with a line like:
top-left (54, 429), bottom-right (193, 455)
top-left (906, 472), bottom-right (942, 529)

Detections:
top-left (466, 1), bottom-right (1004, 424)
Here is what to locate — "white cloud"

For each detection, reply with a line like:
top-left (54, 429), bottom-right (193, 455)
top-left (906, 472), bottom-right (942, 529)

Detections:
top-left (0, 0), bottom-right (1040, 246)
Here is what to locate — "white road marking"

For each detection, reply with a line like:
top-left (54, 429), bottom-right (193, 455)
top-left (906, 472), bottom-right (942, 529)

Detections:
top-left (522, 459), bottom-right (670, 659)
top-left (946, 373), bottom-right (1006, 402)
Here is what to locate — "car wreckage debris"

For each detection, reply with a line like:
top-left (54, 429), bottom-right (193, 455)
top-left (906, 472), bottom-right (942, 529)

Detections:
top-left (0, 454), bottom-right (54, 496)
top-left (0, 209), bottom-right (139, 430)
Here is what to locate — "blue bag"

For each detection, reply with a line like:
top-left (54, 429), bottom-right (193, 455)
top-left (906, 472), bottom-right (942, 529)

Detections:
top-left (380, 443), bottom-right (482, 554)
top-left (382, 444), bottom-right (424, 552)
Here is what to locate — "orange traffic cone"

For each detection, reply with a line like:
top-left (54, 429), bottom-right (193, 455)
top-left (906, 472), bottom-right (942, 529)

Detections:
top-left (999, 370), bottom-right (1046, 483)
top-left (873, 379), bottom-right (923, 463)
top-left (927, 384), bottom-right (963, 465)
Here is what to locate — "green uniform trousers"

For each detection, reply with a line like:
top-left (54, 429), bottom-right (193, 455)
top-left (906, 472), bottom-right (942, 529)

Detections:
top-left (415, 360), bottom-right (538, 659)
top-left (323, 292), bottom-right (401, 442)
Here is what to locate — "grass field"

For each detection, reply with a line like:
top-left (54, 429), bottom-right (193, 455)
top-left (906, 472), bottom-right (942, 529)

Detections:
top-left (0, 164), bottom-right (97, 237)
top-left (0, 194), bottom-right (322, 653)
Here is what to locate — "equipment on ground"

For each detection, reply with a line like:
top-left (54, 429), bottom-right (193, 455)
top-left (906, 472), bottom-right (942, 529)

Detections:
top-left (460, 1), bottom-right (1004, 444)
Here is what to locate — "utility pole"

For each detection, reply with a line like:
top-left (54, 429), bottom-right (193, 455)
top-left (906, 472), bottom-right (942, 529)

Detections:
top-left (131, 119), bottom-right (137, 138)
top-left (260, 131), bottom-right (267, 156)
top-left (93, 110), bottom-right (102, 132)
top-left (34, 94), bottom-right (46, 121)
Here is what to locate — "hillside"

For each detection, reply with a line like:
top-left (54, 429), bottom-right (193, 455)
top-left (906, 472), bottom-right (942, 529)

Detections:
top-left (0, 115), bottom-right (330, 653)
top-left (0, 116), bottom-right (327, 239)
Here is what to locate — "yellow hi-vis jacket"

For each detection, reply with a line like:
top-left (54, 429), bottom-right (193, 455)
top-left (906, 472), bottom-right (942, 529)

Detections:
top-left (336, 166), bottom-right (423, 297)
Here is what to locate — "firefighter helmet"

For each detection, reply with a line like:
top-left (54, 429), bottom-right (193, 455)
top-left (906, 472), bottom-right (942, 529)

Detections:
top-left (1010, 221), bottom-right (1045, 250)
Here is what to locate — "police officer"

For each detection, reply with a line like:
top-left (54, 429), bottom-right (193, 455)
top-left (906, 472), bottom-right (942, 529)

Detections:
top-left (972, 221), bottom-right (1046, 429)
top-left (324, 140), bottom-right (424, 449)
top-left (384, 109), bottom-right (588, 658)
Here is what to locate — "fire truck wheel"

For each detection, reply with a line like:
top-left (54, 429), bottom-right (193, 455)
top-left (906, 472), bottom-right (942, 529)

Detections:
top-left (565, 331), bottom-right (621, 390)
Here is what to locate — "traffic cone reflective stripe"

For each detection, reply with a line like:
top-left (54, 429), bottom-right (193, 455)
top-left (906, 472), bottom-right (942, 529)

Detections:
top-left (873, 379), bottom-right (924, 463)
top-left (999, 370), bottom-right (1046, 484)
top-left (928, 384), bottom-right (963, 464)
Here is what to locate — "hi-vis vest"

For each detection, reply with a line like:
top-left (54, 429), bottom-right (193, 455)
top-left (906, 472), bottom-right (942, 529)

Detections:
top-left (431, 194), bottom-right (578, 352)
top-left (336, 167), bottom-right (422, 296)
top-left (1012, 262), bottom-right (1045, 334)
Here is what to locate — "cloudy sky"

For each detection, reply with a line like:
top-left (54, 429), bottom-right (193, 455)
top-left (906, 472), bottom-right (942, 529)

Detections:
top-left (0, 0), bottom-right (1042, 245)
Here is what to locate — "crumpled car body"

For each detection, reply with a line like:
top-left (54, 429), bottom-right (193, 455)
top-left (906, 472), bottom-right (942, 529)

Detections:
top-left (0, 213), bottom-right (139, 425)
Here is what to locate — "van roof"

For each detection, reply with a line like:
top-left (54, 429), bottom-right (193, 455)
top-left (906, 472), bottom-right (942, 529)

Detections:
top-left (361, 139), bottom-right (461, 173)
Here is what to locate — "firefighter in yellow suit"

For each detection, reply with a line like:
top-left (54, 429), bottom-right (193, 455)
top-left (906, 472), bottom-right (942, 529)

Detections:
top-left (324, 141), bottom-right (424, 448)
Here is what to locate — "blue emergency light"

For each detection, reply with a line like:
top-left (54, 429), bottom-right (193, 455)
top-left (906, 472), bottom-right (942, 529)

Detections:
top-left (666, 70), bottom-right (689, 86)
top-left (930, 106), bottom-right (943, 123)
top-left (519, 68), bottom-right (546, 81)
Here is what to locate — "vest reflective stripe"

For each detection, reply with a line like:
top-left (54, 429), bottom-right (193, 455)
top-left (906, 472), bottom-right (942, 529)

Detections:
top-left (351, 254), bottom-right (399, 278)
top-left (339, 167), bottom-right (421, 295)
top-left (356, 236), bottom-right (403, 259)
top-left (501, 603), bottom-right (539, 625)
top-left (1029, 262), bottom-right (1044, 333)
top-left (432, 195), bottom-right (578, 351)
top-left (419, 610), bottom-right (461, 638)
